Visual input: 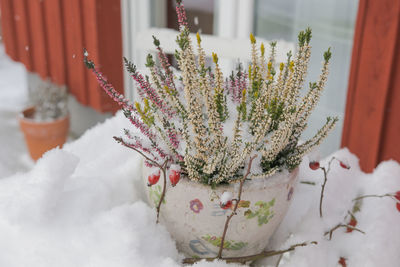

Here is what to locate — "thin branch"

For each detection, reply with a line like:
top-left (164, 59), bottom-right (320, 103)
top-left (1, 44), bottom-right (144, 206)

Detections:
top-left (116, 135), bottom-right (169, 223)
top-left (156, 159), bottom-right (169, 223)
top-left (353, 193), bottom-right (396, 202)
top-left (114, 136), bottom-right (161, 168)
top-left (217, 155), bottom-right (257, 259)
top-left (319, 157), bottom-right (336, 218)
top-left (300, 181), bottom-right (316, 185)
top-left (319, 167), bottom-right (327, 218)
top-left (182, 241), bottom-right (317, 265)
top-left (324, 224), bottom-right (365, 240)
top-left (275, 254), bottom-right (284, 267)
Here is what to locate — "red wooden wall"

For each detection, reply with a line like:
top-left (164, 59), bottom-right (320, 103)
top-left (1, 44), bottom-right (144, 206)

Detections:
top-left (342, 0), bottom-right (400, 172)
top-left (0, 0), bottom-right (123, 113)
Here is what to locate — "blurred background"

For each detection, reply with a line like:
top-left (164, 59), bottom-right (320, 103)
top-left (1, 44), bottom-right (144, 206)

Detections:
top-left (0, 0), bottom-right (399, 175)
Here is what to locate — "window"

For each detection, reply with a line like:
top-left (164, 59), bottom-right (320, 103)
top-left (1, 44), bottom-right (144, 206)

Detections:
top-left (121, 0), bottom-right (358, 156)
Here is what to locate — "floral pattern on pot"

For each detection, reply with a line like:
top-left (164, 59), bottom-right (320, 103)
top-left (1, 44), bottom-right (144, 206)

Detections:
top-left (244, 198), bottom-right (275, 226)
top-left (202, 234), bottom-right (248, 251)
top-left (190, 199), bottom-right (204, 213)
top-left (149, 185), bottom-right (165, 206)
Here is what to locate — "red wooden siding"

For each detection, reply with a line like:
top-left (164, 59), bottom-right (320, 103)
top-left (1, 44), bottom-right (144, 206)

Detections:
top-left (13, 0), bottom-right (32, 71)
top-left (342, 0), bottom-right (400, 172)
top-left (0, 0), bottom-right (18, 60)
top-left (0, 0), bottom-right (123, 113)
top-left (27, 0), bottom-right (49, 79)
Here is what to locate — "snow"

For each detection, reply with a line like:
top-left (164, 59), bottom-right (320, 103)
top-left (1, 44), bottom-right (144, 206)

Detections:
top-left (220, 191), bottom-right (233, 205)
top-left (169, 164), bottom-right (181, 172)
top-left (0, 45), bottom-right (32, 178)
top-left (0, 111), bottom-right (399, 267)
top-left (1, 47), bottom-right (400, 267)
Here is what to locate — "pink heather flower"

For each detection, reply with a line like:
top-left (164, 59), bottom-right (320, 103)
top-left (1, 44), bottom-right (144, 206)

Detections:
top-left (91, 68), bottom-right (135, 112)
top-left (176, 3), bottom-right (188, 28)
top-left (114, 136), bottom-right (159, 162)
top-left (157, 47), bottom-right (176, 91)
top-left (166, 127), bottom-right (180, 149)
top-left (129, 70), bottom-right (175, 118)
top-left (125, 112), bottom-right (156, 141)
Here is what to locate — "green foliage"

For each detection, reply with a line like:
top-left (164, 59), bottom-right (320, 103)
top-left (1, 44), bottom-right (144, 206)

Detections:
top-left (145, 54), bottom-right (155, 68)
top-left (214, 92), bottom-right (228, 122)
top-left (266, 98), bottom-right (285, 130)
top-left (152, 35), bottom-right (160, 47)
top-left (324, 47), bottom-right (332, 62)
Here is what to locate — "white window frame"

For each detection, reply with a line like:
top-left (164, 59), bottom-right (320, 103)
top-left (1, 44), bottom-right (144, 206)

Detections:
top-left (121, 0), bottom-right (293, 101)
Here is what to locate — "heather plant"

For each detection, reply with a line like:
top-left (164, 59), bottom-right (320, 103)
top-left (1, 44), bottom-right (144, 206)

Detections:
top-left (84, 1), bottom-right (337, 187)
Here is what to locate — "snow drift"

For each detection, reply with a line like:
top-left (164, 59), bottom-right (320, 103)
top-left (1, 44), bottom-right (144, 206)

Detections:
top-left (0, 112), bottom-right (399, 267)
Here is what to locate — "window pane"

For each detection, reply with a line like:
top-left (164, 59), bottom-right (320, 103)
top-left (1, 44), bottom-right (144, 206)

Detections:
top-left (255, 0), bottom-right (359, 156)
top-left (167, 0), bottom-right (215, 34)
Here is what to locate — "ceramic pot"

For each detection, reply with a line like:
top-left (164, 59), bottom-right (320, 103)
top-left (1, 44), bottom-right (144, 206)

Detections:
top-left (143, 163), bottom-right (298, 258)
top-left (19, 107), bottom-right (69, 161)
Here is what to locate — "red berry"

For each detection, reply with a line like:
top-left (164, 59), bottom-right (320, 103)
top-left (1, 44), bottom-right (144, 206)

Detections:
top-left (395, 191), bottom-right (400, 201)
top-left (396, 202), bottom-right (400, 212)
top-left (169, 170), bottom-right (180, 186)
top-left (309, 161), bottom-right (320, 170)
top-left (147, 170), bottom-right (160, 186)
top-left (338, 257), bottom-right (347, 267)
top-left (339, 161), bottom-right (350, 169)
top-left (221, 200), bottom-right (232, 210)
top-left (346, 218), bottom-right (357, 233)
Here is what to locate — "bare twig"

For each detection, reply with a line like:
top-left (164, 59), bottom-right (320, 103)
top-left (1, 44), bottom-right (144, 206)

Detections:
top-left (182, 241), bottom-right (317, 265)
top-left (319, 157), bottom-right (336, 218)
top-left (115, 136), bottom-right (169, 223)
top-left (353, 193), bottom-right (396, 202)
top-left (217, 155), bottom-right (257, 259)
top-left (319, 166), bottom-right (328, 218)
top-left (275, 254), bottom-right (284, 267)
top-left (324, 224), bottom-right (365, 240)
top-left (156, 160), bottom-right (169, 223)
top-left (300, 181), bottom-right (316, 185)
top-left (114, 136), bottom-right (160, 167)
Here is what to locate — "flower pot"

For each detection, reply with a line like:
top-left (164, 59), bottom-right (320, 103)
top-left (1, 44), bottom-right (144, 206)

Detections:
top-left (19, 107), bottom-right (69, 161)
top-left (143, 163), bottom-right (299, 258)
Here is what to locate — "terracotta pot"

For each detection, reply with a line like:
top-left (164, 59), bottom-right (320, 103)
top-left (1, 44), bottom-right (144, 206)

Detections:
top-left (143, 163), bottom-right (299, 258)
top-left (19, 107), bottom-right (69, 161)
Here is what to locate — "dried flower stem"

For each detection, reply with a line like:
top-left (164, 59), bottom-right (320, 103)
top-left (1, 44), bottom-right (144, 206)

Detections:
top-left (324, 224), bottom-right (365, 240)
top-left (319, 157), bottom-right (336, 218)
top-left (217, 155), bottom-right (257, 259)
top-left (353, 193), bottom-right (396, 202)
top-left (300, 181), bottom-right (316, 185)
top-left (114, 136), bottom-right (168, 223)
top-left (182, 241), bottom-right (317, 264)
top-left (156, 160), bottom-right (169, 223)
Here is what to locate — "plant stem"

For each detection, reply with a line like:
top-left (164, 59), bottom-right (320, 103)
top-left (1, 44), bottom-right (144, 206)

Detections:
top-left (324, 224), bottom-right (365, 240)
top-left (155, 159), bottom-right (169, 224)
top-left (353, 193), bottom-right (396, 202)
top-left (319, 157), bottom-right (336, 218)
top-left (300, 181), bottom-right (316, 185)
top-left (319, 167), bottom-right (327, 218)
top-left (217, 155), bottom-right (257, 259)
top-left (182, 241), bottom-right (317, 264)
top-left (117, 137), bottom-right (170, 223)
top-left (275, 254), bottom-right (284, 267)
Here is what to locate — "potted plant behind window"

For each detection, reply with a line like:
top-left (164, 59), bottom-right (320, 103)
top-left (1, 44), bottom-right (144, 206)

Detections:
top-left (84, 0), bottom-right (337, 262)
top-left (19, 79), bottom-right (69, 161)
